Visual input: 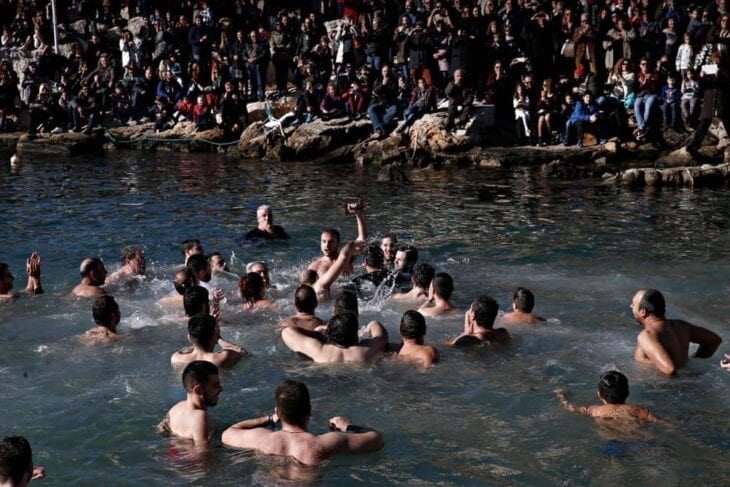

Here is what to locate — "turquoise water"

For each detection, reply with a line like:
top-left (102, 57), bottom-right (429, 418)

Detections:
top-left (1, 153), bottom-right (729, 485)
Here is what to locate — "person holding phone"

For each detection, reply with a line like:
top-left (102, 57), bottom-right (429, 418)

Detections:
top-left (686, 50), bottom-right (730, 159)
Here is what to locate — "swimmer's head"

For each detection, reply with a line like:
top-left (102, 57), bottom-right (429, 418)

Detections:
top-left (187, 313), bottom-right (218, 349)
top-left (380, 233), bottom-right (397, 262)
top-left (0, 436), bottom-right (33, 486)
top-left (363, 244), bottom-right (384, 269)
top-left (513, 287), bottom-right (535, 313)
top-left (635, 289), bottom-right (665, 319)
top-left (394, 244), bottom-right (418, 273)
top-left (299, 269), bottom-right (318, 286)
top-left (184, 286), bottom-right (210, 317)
top-left (246, 261), bottom-right (270, 288)
top-left (186, 254), bottom-right (211, 283)
top-left (92, 295), bottom-right (120, 330)
top-left (431, 272), bottom-right (454, 300)
top-left (471, 295), bottom-right (499, 329)
top-left (239, 272), bottom-right (265, 306)
top-left (320, 228), bottom-right (340, 258)
top-left (174, 268), bottom-right (197, 295)
top-left (80, 258), bottom-right (107, 286)
top-left (120, 245), bottom-right (145, 274)
top-left (275, 380), bottom-right (311, 429)
top-left (294, 285), bottom-right (317, 314)
top-left (326, 312), bottom-right (359, 347)
top-left (334, 291), bottom-right (358, 317)
top-left (412, 263), bottom-right (435, 290)
top-left (256, 205), bottom-right (273, 228)
top-left (182, 360), bottom-right (222, 407)
top-left (0, 263), bottom-right (12, 292)
top-left (400, 310), bottom-right (426, 340)
top-left (209, 252), bottom-right (229, 273)
top-left (598, 371), bottom-right (629, 404)
top-left (181, 239), bottom-right (203, 260)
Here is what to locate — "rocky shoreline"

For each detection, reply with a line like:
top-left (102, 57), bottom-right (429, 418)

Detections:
top-left (3, 96), bottom-right (729, 188)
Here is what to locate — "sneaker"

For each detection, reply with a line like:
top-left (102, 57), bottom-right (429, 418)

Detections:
top-left (598, 138), bottom-right (607, 145)
top-left (576, 140), bottom-right (583, 148)
top-left (305, 113), bottom-right (313, 123)
top-left (139, 116), bottom-right (150, 123)
top-left (50, 126), bottom-right (63, 134)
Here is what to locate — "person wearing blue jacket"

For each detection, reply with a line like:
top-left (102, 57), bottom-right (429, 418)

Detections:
top-left (566, 91), bottom-right (606, 148)
top-left (661, 75), bottom-right (682, 131)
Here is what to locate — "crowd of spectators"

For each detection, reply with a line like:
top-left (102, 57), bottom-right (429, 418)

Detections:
top-left (0, 0), bottom-right (727, 147)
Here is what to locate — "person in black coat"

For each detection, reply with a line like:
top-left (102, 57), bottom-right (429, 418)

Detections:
top-left (686, 51), bottom-right (730, 159)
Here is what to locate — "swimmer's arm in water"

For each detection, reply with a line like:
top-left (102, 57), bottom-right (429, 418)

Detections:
top-left (319, 416), bottom-right (385, 455)
top-left (217, 336), bottom-right (249, 366)
top-left (636, 330), bottom-right (677, 376)
top-left (281, 326), bottom-right (327, 361)
top-left (226, 411), bottom-right (279, 431)
top-left (554, 389), bottom-right (592, 416)
top-left (24, 252), bottom-right (43, 294)
top-left (685, 321), bottom-right (722, 359)
top-left (221, 413), bottom-right (279, 449)
top-left (631, 406), bottom-right (672, 427)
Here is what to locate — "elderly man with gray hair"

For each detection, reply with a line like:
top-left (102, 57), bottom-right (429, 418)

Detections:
top-left (243, 205), bottom-right (290, 241)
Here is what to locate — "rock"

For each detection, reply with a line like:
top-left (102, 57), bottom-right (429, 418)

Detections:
top-left (643, 168), bottom-right (659, 185)
top-left (621, 168), bottom-right (645, 185)
top-left (603, 140), bottom-right (619, 154)
top-left (479, 156), bottom-right (503, 168)
top-left (15, 131), bottom-right (105, 158)
top-left (287, 117), bottom-right (372, 159)
top-left (594, 156), bottom-right (607, 168)
top-left (656, 147), bottom-right (694, 167)
top-left (377, 164), bottom-right (409, 182)
top-left (245, 96), bottom-right (298, 123)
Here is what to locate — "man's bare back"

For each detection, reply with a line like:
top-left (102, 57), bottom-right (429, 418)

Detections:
top-left (499, 310), bottom-right (546, 325)
top-left (397, 342), bottom-right (439, 367)
top-left (72, 283), bottom-right (106, 298)
top-left (157, 401), bottom-right (214, 444)
top-left (79, 327), bottom-right (120, 345)
top-left (278, 313), bottom-right (325, 331)
top-left (171, 346), bottom-right (242, 369)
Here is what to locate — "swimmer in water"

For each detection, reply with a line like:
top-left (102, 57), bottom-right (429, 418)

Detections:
top-left (392, 244), bottom-right (418, 291)
top-left (0, 252), bottom-right (43, 300)
top-left (171, 314), bottom-right (247, 368)
top-left (243, 204), bottom-right (290, 241)
top-left (181, 239), bottom-right (204, 266)
top-left (277, 285), bottom-right (326, 331)
top-left (281, 313), bottom-right (388, 364)
top-left (396, 310), bottom-right (440, 367)
top-left (157, 361), bottom-right (222, 448)
top-left (419, 272), bottom-right (460, 317)
top-left (380, 233), bottom-right (397, 269)
top-left (246, 261), bottom-right (271, 289)
top-left (307, 201), bottom-right (367, 278)
top-left (80, 296), bottom-right (122, 344)
top-left (105, 245), bottom-right (146, 284)
top-left (499, 287), bottom-right (546, 325)
top-left (221, 380), bottom-right (384, 466)
top-left (72, 258), bottom-right (107, 297)
top-left (300, 241), bottom-right (366, 302)
top-left (449, 295), bottom-right (511, 346)
top-left (239, 272), bottom-right (275, 310)
top-left (391, 263), bottom-right (434, 303)
top-left (184, 286), bottom-right (222, 319)
top-left (158, 268), bottom-right (198, 309)
top-left (631, 289), bottom-right (722, 376)
top-left (722, 353), bottom-right (730, 371)
top-left (0, 436), bottom-right (46, 485)
top-left (555, 371), bottom-right (670, 427)
top-left (187, 255), bottom-right (224, 304)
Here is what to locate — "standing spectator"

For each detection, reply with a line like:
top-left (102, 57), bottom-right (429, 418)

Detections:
top-left (603, 16), bottom-right (636, 73)
top-left (270, 18), bottom-right (293, 96)
top-left (675, 32), bottom-right (694, 80)
top-left (686, 51), bottom-right (730, 158)
top-left (245, 31), bottom-right (269, 102)
top-left (188, 14), bottom-right (212, 66)
top-left (680, 69), bottom-right (699, 127)
top-left (405, 20), bottom-right (433, 87)
top-left (573, 12), bottom-right (597, 74)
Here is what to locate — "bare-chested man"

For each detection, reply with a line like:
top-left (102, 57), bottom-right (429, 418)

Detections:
top-left (171, 314), bottom-right (247, 368)
top-left (105, 246), bottom-right (146, 284)
top-left (631, 289), bottom-right (722, 376)
top-left (80, 295), bottom-right (122, 344)
top-left (278, 285), bottom-right (325, 331)
top-left (221, 380), bottom-right (384, 467)
top-left (419, 272), bottom-right (459, 317)
top-left (0, 252), bottom-right (43, 300)
top-left (307, 202), bottom-right (367, 277)
top-left (181, 239), bottom-right (204, 265)
top-left (72, 258), bottom-right (107, 297)
top-left (499, 287), bottom-right (546, 325)
top-left (397, 310), bottom-right (439, 367)
top-left (157, 361), bottom-right (222, 448)
top-left (158, 268), bottom-right (198, 309)
top-left (300, 241), bottom-right (365, 302)
top-left (281, 313), bottom-right (388, 364)
top-left (391, 263), bottom-right (434, 303)
top-left (449, 295), bottom-right (511, 346)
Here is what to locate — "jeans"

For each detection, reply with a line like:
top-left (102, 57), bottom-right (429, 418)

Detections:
top-left (634, 93), bottom-right (658, 130)
top-left (367, 101), bottom-right (398, 132)
top-left (247, 63), bottom-right (267, 100)
top-left (367, 54), bottom-right (383, 72)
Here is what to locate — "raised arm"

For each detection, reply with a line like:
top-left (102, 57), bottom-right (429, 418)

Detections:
top-left (636, 330), bottom-right (677, 376)
top-left (317, 241), bottom-right (365, 292)
top-left (353, 206), bottom-right (367, 242)
top-left (24, 252), bottom-right (43, 294)
top-left (687, 322), bottom-right (722, 359)
top-left (281, 326), bottom-right (326, 361)
top-left (319, 416), bottom-right (385, 456)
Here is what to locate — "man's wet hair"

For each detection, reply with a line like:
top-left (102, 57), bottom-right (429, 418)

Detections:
top-left (598, 371), bottom-right (629, 404)
top-left (181, 239), bottom-right (201, 258)
top-left (275, 380), bottom-right (311, 429)
top-left (120, 245), bottom-right (142, 264)
top-left (239, 272), bottom-right (265, 306)
top-left (182, 360), bottom-right (219, 393)
top-left (383, 232), bottom-right (397, 243)
top-left (400, 310), bottom-right (426, 339)
top-left (184, 285), bottom-right (209, 317)
top-left (638, 289), bottom-right (665, 318)
top-left (471, 295), bottom-right (499, 329)
top-left (334, 290), bottom-right (358, 316)
top-left (363, 244), bottom-right (384, 269)
top-left (92, 295), bottom-right (119, 327)
top-left (188, 313), bottom-right (217, 347)
top-left (208, 251), bottom-right (223, 261)
top-left (413, 263), bottom-right (435, 289)
top-left (326, 312), bottom-right (359, 347)
top-left (513, 287), bottom-right (535, 313)
top-left (174, 268), bottom-right (197, 295)
top-left (80, 258), bottom-right (103, 277)
top-left (186, 254), bottom-right (209, 276)
top-left (294, 285), bottom-right (317, 313)
top-left (0, 436), bottom-right (32, 485)
top-left (322, 227), bottom-right (341, 242)
top-left (299, 269), bottom-right (318, 285)
top-left (432, 272), bottom-right (454, 300)
top-left (397, 244), bottom-right (418, 269)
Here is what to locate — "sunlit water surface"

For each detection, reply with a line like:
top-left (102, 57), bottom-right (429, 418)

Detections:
top-left (1, 153), bottom-right (729, 485)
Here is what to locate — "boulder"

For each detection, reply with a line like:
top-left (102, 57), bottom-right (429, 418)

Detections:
top-left (656, 147), bottom-right (695, 167)
top-left (287, 117), bottom-right (372, 159)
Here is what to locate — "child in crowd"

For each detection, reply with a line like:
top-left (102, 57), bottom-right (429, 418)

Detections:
top-left (175, 94), bottom-right (195, 121)
top-left (680, 69), bottom-right (699, 128)
top-left (192, 94), bottom-right (210, 131)
top-left (675, 32), bottom-right (694, 81)
top-left (661, 74), bottom-right (682, 131)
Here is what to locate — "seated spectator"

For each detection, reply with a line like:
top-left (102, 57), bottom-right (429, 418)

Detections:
top-left (566, 91), bottom-right (605, 147)
top-left (536, 78), bottom-right (560, 146)
top-left (513, 82), bottom-right (532, 144)
top-left (633, 57), bottom-right (660, 141)
top-left (319, 83), bottom-right (346, 120)
top-left (395, 77), bottom-right (435, 133)
top-left (293, 77), bottom-right (321, 125)
top-left (28, 83), bottom-right (60, 135)
top-left (192, 94), bottom-right (210, 131)
top-left (444, 68), bottom-right (474, 131)
top-left (175, 95), bottom-right (195, 122)
top-left (367, 64), bottom-right (399, 138)
top-left (342, 81), bottom-right (368, 118)
top-left (110, 83), bottom-right (132, 124)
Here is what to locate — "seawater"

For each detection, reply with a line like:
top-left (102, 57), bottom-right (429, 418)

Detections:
top-left (1, 153), bottom-right (729, 485)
